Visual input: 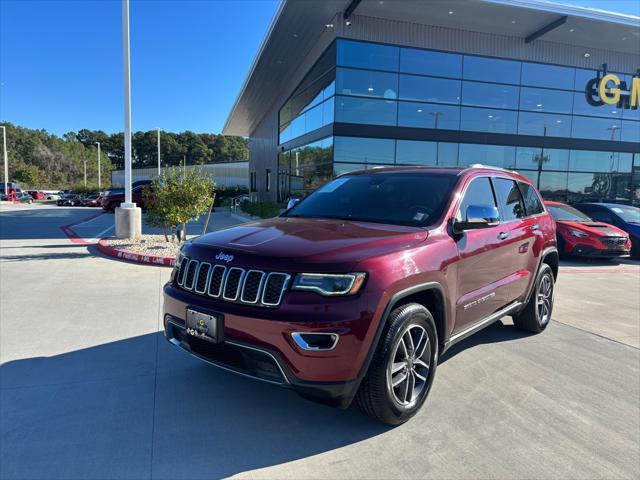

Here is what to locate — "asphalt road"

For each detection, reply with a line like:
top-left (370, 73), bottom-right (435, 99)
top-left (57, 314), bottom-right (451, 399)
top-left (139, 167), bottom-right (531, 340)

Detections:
top-left (1, 204), bottom-right (639, 479)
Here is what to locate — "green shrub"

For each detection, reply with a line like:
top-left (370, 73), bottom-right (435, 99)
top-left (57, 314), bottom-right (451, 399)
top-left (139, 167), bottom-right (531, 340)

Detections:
top-left (240, 200), bottom-right (281, 219)
top-left (144, 168), bottom-right (216, 242)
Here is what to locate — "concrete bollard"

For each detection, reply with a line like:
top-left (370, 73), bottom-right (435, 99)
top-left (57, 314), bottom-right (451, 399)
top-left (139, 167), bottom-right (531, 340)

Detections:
top-left (115, 204), bottom-right (142, 239)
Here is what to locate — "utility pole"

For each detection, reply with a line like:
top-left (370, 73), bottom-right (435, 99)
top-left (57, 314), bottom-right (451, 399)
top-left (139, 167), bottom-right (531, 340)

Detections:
top-left (95, 141), bottom-right (101, 190)
top-left (0, 126), bottom-right (8, 198)
top-left (157, 128), bottom-right (161, 176)
top-left (84, 160), bottom-right (87, 187)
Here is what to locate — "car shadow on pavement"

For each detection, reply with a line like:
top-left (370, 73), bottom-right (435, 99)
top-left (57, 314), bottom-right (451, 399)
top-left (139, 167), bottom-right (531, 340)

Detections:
top-left (439, 320), bottom-right (536, 364)
top-left (0, 332), bottom-right (390, 479)
top-left (0, 251), bottom-right (92, 262)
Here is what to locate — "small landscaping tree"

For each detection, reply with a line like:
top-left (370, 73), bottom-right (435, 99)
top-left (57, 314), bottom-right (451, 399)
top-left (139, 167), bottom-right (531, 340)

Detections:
top-left (144, 168), bottom-right (216, 242)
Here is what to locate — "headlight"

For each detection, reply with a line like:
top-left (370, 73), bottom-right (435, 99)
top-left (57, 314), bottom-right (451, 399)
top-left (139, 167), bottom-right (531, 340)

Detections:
top-left (569, 229), bottom-right (588, 238)
top-left (291, 273), bottom-right (367, 296)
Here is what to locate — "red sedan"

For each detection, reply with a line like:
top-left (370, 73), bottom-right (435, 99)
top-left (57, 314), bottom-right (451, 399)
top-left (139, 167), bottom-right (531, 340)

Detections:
top-left (26, 190), bottom-right (46, 200)
top-left (545, 201), bottom-right (631, 258)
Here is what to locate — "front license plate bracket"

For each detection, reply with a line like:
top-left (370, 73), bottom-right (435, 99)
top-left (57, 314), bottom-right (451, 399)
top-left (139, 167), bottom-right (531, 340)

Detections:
top-left (185, 307), bottom-right (224, 343)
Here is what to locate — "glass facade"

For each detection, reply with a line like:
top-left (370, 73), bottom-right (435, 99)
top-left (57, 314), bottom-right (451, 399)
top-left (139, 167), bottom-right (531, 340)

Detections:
top-left (276, 39), bottom-right (639, 204)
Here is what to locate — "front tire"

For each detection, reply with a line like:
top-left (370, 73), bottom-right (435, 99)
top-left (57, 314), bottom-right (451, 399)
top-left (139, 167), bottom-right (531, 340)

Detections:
top-left (512, 263), bottom-right (554, 333)
top-left (356, 303), bottom-right (438, 425)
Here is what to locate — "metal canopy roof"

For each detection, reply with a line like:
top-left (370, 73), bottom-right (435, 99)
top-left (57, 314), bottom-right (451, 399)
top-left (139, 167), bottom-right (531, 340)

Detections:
top-left (223, 0), bottom-right (640, 136)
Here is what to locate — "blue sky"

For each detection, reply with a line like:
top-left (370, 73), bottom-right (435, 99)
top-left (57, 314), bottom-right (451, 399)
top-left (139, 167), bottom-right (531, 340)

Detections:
top-left (0, 0), bottom-right (637, 137)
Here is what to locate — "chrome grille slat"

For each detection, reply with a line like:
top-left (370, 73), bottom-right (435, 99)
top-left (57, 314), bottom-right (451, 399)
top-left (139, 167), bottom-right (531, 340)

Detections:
top-left (262, 273), bottom-right (291, 306)
top-left (207, 265), bottom-right (227, 298)
top-left (194, 262), bottom-right (211, 294)
top-left (183, 259), bottom-right (199, 291)
top-left (223, 267), bottom-right (246, 301)
top-left (241, 270), bottom-right (266, 304)
top-left (176, 258), bottom-right (189, 286)
top-left (176, 257), bottom-right (289, 307)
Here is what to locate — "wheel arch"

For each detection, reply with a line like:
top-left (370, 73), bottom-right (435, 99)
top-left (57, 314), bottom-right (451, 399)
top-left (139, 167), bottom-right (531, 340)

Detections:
top-left (523, 247), bottom-right (559, 305)
top-left (357, 282), bottom-right (448, 381)
top-left (542, 248), bottom-right (559, 280)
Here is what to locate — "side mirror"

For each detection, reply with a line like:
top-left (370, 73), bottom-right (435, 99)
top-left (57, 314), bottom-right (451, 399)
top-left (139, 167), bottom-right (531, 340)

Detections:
top-left (454, 204), bottom-right (500, 233)
top-left (286, 198), bottom-right (300, 210)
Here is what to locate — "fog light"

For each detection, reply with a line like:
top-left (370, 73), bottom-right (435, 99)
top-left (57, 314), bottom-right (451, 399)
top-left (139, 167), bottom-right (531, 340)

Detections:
top-left (292, 332), bottom-right (339, 351)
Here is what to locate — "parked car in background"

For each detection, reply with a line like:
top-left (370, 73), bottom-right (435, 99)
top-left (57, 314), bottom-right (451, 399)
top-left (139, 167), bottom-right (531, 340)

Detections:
top-left (574, 203), bottom-right (640, 259)
top-left (164, 166), bottom-right (558, 425)
top-left (545, 201), bottom-right (631, 258)
top-left (57, 194), bottom-right (83, 206)
top-left (102, 182), bottom-right (151, 212)
top-left (16, 192), bottom-right (33, 204)
top-left (46, 193), bottom-right (62, 200)
top-left (81, 194), bottom-right (101, 207)
top-left (26, 190), bottom-right (46, 200)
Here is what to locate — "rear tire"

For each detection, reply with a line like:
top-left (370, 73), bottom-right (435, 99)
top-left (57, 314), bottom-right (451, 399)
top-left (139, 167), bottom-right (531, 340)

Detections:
top-left (355, 303), bottom-right (438, 425)
top-left (512, 263), bottom-right (554, 333)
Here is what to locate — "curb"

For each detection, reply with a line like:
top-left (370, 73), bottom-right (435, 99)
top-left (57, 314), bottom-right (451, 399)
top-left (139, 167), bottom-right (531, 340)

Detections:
top-left (60, 212), bottom-right (106, 245)
top-left (97, 239), bottom-right (175, 267)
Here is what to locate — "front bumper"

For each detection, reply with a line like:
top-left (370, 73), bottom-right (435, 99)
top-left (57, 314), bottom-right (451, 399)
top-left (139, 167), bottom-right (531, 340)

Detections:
top-left (569, 244), bottom-right (630, 258)
top-left (163, 283), bottom-right (377, 408)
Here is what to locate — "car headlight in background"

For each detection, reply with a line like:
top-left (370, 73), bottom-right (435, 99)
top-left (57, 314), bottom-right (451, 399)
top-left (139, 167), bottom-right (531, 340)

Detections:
top-left (568, 229), bottom-right (589, 238)
top-left (291, 273), bottom-right (367, 296)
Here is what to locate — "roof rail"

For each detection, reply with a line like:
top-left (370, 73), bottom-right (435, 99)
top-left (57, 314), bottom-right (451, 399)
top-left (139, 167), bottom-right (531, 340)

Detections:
top-left (464, 164), bottom-right (519, 174)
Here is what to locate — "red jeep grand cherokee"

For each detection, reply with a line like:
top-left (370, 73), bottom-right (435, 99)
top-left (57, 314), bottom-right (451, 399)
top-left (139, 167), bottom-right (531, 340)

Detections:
top-left (163, 166), bottom-right (558, 424)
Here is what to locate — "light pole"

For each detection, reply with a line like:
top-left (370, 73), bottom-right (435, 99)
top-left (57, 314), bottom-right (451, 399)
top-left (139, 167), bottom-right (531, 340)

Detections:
top-left (122, 0), bottom-right (132, 206)
top-left (115, 0), bottom-right (142, 239)
top-left (607, 125), bottom-right (620, 172)
top-left (84, 160), bottom-right (87, 187)
top-left (95, 141), bottom-right (101, 190)
top-left (158, 128), bottom-right (160, 176)
top-left (157, 128), bottom-right (161, 176)
top-left (430, 112), bottom-right (442, 165)
top-left (0, 126), bottom-right (7, 198)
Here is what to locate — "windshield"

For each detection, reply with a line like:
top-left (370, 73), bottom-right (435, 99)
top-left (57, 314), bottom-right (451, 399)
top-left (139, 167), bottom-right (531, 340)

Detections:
top-left (284, 173), bottom-right (458, 227)
top-left (547, 204), bottom-right (592, 222)
top-left (609, 206), bottom-right (640, 224)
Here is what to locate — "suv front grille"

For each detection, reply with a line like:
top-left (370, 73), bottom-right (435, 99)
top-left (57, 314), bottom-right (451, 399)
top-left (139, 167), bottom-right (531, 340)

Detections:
top-left (602, 236), bottom-right (627, 247)
top-left (175, 257), bottom-right (291, 308)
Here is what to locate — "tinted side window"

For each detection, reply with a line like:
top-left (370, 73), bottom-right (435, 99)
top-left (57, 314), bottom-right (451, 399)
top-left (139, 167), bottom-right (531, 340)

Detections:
top-left (493, 178), bottom-right (526, 221)
top-left (518, 182), bottom-right (544, 216)
top-left (588, 209), bottom-right (615, 223)
top-left (459, 177), bottom-right (496, 220)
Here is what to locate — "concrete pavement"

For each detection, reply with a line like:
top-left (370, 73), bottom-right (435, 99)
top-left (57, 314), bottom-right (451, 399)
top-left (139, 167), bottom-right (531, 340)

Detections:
top-left (1, 204), bottom-right (639, 479)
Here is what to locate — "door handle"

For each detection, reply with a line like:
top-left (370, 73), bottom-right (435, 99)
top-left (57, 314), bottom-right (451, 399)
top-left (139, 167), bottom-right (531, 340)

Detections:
top-left (531, 224), bottom-right (540, 231)
top-left (498, 231), bottom-right (510, 240)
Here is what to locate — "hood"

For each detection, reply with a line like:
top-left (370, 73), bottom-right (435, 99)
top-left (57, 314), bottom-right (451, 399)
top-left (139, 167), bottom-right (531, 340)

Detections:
top-left (556, 220), bottom-right (628, 237)
top-left (190, 217), bottom-right (428, 269)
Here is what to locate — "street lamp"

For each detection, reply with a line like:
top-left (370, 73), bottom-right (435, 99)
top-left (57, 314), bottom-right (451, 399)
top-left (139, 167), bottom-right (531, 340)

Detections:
top-left (0, 126), bottom-right (7, 198)
top-left (95, 141), bottom-right (101, 190)
top-left (157, 128), bottom-right (161, 176)
top-left (115, 0), bottom-right (142, 239)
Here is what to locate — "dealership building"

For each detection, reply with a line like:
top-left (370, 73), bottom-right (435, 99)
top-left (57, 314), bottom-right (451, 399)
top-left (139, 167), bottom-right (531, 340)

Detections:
top-left (223, 0), bottom-right (640, 205)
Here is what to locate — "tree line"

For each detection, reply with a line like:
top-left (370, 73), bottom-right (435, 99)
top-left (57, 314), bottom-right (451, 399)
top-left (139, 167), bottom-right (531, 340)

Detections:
top-left (1, 122), bottom-right (248, 189)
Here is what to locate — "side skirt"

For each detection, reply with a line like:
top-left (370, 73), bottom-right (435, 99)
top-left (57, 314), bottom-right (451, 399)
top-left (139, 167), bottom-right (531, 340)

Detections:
top-left (443, 301), bottom-right (522, 351)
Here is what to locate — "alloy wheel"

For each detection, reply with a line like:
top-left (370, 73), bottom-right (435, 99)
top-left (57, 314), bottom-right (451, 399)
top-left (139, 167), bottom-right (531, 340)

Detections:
top-left (387, 324), bottom-right (431, 408)
top-left (536, 273), bottom-right (553, 325)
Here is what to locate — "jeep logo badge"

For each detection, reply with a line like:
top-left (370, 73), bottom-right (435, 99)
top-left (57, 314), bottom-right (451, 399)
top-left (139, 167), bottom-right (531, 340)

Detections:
top-left (215, 252), bottom-right (234, 263)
